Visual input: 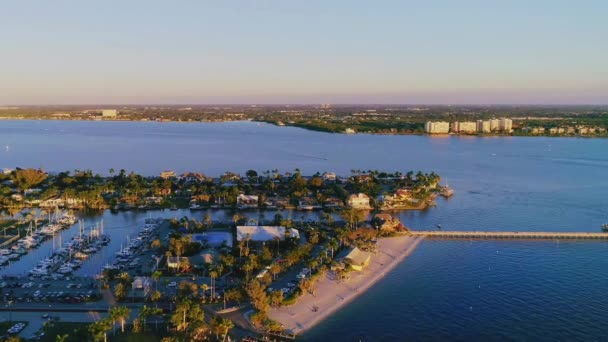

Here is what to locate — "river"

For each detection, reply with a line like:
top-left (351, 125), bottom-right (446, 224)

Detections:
top-left (1, 120), bottom-right (607, 340)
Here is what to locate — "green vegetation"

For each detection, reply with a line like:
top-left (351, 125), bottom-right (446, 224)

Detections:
top-left (1, 104), bottom-right (607, 136)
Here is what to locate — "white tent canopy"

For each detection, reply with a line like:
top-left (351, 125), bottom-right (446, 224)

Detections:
top-left (236, 226), bottom-right (299, 242)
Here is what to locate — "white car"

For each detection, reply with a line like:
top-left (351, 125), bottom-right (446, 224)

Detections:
top-left (168, 281), bottom-right (177, 287)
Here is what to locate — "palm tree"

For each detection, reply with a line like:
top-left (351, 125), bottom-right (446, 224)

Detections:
top-left (55, 334), bottom-right (69, 342)
top-left (269, 263), bottom-right (281, 280)
top-left (114, 282), bottom-right (128, 301)
top-left (200, 283), bottom-right (209, 300)
top-left (151, 270), bottom-right (162, 290)
top-left (118, 306), bottom-right (131, 333)
top-left (219, 318), bottom-right (235, 342)
top-left (109, 306), bottom-right (131, 333)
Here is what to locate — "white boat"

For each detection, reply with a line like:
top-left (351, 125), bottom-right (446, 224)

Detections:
top-left (0, 249), bottom-right (10, 255)
top-left (56, 266), bottom-right (73, 274)
top-left (103, 264), bottom-right (119, 271)
top-left (29, 267), bottom-right (48, 276)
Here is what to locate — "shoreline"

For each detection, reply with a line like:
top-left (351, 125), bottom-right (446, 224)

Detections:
top-left (268, 235), bottom-right (424, 335)
top-left (0, 118), bottom-right (605, 138)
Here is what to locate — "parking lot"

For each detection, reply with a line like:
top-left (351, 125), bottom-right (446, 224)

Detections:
top-left (0, 276), bottom-right (101, 306)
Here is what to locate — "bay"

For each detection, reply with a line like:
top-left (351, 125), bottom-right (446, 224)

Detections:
top-left (1, 120), bottom-right (608, 340)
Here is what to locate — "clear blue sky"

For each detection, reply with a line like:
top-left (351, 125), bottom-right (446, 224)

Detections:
top-left (1, 0), bottom-right (607, 105)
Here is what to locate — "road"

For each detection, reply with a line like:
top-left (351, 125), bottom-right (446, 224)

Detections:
top-left (0, 310), bottom-right (107, 339)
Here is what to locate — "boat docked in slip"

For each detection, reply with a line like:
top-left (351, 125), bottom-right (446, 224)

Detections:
top-left (56, 266), bottom-right (73, 274)
top-left (103, 264), bottom-right (120, 271)
top-left (7, 254), bottom-right (20, 261)
top-left (29, 267), bottom-right (49, 276)
top-left (0, 249), bottom-right (10, 256)
top-left (74, 252), bottom-right (88, 259)
top-left (602, 223), bottom-right (608, 232)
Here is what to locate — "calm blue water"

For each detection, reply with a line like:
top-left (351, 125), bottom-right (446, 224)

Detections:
top-left (1, 120), bottom-right (608, 340)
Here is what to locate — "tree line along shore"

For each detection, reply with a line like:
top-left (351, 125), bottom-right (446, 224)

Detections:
top-left (1, 104), bottom-right (607, 137)
top-left (0, 168), bottom-right (447, 213)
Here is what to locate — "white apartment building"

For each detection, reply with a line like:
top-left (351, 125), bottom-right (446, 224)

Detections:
top-left (425, 121), bottom-right (450, 134)
top-left (500, 118), bottom-right (513, 132)
top-left (102, 109), bottom-right (118, 117)
top-left (476, 120), bottom-right (491, 133)
top-left (451, 121), bottom-right (477, 134)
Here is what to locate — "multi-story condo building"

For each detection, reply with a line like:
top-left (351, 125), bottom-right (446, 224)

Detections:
top-left (500, 118), bottom-right (513, 132)
top-left (451, 121), bottom-right (477, 134)
top-left (476, 120), bottom-right (491, 133)
top-left (425, 121), bottom-right (450, 134)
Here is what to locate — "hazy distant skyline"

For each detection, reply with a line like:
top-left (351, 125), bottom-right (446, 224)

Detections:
top-left (1, 1), bottom-right (607, 105)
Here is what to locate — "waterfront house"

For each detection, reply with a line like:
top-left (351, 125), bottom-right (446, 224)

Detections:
top-left (373, 213), bottom-right (405, 232)
top-left (237, 194), bottom-right (259, 209)
top-left (381, 189), bottom-right (420, 210)
top-left (338, 247), bottom-right (372, 271)
top-left (179, 172), bottom-right (209, 183)
top-left (324, 197), bottom-right (344, 209)
top-left (322, 172), bottom-right (337, 182)
top-left (348, 193), bottom-right (372, 210)
top-left (40, 196), bottom-right (84, 208)
top-left (236, 226), bottom-right (300, 242)
top-left (264, 197), bottom-right (291, 209)
top-left (297, 197), bottom-right (322, 210)
top-left (167, 256), bottom-right (188, 270)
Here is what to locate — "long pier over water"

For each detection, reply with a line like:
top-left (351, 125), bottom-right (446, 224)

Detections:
top-left (409, 231), bottom-right (608, 240)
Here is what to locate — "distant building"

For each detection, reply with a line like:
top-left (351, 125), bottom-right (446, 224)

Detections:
top-left (179, 172), bottom-right (209, 183)
top-left (577, 126), bottom-right (591, 135)
top-left (236, 226), bottom-right (300, 242)
top-left (348, 193), bottom-right (372, 210)
top-left (489, 119), bottom-right (500, 132)
top-left (500, 118), bottom-right (513, 132)
top-left (523, 127), bottom-right (545, 135)
top-left (160, 170), bottom-right (176, 179)
top-left (451, 121), bottom-right (477, 134)
top-left (237, 194), bottom-right (258, 209)
top-left (424, 121), bottom-right (450, 134)
top-left (101, 109), bottom-right (117, 118)
top-left (476, 120), bottom-right (491, 133)
top-left (344, 128), bottom-right (356, 134)
top-left (322, 172), bottom-right (337, 182)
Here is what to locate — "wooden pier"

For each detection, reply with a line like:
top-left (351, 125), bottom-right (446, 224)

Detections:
top-left (409, 231), bottom-right (608, 240)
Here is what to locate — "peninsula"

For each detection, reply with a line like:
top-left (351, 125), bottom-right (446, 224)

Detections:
top-left (0, 167), bottom-right (445, 341)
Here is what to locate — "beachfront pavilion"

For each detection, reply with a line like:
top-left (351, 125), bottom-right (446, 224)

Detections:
top-left (338, 247), bottom-right (372, 271)
top-left (236, 226), bottom-right (300, 242)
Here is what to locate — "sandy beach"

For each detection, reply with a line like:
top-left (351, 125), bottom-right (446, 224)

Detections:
top-left (268, 235), bottom-right (424, 335)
